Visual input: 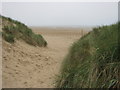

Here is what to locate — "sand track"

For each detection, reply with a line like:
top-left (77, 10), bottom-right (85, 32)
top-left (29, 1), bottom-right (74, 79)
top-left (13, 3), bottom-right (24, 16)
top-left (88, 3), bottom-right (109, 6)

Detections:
top-left (2, 29), bottom-right (86, 88)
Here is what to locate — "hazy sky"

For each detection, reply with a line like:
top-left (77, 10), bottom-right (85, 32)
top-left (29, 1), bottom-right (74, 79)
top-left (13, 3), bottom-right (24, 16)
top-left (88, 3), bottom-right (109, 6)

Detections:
top-left (2, 2), bottom-right (118, 26)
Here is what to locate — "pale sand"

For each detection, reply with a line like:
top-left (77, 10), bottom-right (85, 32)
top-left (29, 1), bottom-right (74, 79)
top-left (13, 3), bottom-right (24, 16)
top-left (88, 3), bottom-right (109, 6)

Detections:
top-left (2, 28), bottom-right (88, 88)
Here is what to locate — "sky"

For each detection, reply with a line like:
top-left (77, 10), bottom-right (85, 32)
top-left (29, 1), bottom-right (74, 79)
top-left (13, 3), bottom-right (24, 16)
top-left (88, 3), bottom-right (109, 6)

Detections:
top-left (1, 2), bottom-right (118, 27)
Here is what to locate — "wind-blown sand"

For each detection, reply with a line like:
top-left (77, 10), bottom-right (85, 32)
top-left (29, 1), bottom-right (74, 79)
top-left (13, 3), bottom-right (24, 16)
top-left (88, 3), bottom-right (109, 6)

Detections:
top-left (2, 28), bottom-right (88, 88)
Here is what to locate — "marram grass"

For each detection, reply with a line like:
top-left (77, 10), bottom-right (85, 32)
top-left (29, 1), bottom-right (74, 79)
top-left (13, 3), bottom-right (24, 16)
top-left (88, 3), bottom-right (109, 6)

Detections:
top-left (56, 23), bottom-right (120, 88)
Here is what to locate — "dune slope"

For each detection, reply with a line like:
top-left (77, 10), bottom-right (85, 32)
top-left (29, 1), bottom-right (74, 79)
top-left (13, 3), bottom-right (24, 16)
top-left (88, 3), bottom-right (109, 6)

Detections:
top-left (2, 28), bottom-right (86, 88)
top-left (57, 23), bottom-right (120, 88)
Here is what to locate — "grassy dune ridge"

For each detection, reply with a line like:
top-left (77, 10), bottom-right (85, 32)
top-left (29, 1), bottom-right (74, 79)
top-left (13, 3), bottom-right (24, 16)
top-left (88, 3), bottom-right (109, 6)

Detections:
top-left (1, 16), bottom-right (47, 47)
top-left (57, 23), bottom-right (120, 88)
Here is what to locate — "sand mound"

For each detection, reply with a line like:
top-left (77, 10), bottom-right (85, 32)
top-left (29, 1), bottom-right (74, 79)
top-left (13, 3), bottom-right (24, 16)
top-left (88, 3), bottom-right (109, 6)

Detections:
top-left (2, 29), bottom-right (87, 88)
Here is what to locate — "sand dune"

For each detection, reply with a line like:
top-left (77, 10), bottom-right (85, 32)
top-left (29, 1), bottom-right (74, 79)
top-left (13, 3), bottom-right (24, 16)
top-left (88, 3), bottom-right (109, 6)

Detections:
top-left (2, 28), bottom-right (88, 88)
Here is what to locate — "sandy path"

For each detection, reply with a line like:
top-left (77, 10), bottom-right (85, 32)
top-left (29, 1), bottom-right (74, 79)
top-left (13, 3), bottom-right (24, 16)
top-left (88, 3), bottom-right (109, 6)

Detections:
top-left (2, 29), bottom-right (86, 88)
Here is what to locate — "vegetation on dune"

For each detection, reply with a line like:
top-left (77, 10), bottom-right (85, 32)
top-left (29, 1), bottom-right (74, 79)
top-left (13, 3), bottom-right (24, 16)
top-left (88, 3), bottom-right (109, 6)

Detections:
top-left (1, 15), bottom-right (47, 47)
top-left (56, 23), bottom-right (120, 88)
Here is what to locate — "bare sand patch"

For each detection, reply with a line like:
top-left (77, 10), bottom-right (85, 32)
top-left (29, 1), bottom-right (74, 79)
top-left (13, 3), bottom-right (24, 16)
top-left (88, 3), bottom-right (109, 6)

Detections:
top-left (2, 28), bottom-right (88, 88)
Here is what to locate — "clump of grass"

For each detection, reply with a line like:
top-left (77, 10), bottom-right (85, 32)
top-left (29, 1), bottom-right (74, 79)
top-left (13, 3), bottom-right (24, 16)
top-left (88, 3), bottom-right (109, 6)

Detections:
top-left (1, 15), bottom-right (47, 47)
top-left (56, 22), bottom-right (120, 88)
top-left (2, 32), bottom-right (15, 43)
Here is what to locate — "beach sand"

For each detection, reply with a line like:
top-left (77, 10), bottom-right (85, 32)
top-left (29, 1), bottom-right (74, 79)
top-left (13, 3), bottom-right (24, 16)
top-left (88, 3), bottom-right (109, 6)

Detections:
top-left (2, 27), bottom-right (88, 88)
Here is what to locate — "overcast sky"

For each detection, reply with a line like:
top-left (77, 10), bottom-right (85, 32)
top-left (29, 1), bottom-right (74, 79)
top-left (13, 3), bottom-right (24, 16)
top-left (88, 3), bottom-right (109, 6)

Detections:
top-left (2, 2), bottom-right (118, 27)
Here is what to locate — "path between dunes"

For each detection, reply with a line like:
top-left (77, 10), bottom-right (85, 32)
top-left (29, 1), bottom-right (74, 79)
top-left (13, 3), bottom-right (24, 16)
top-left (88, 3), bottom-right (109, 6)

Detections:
top-left (2, 29), bottom-right (85, 88)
